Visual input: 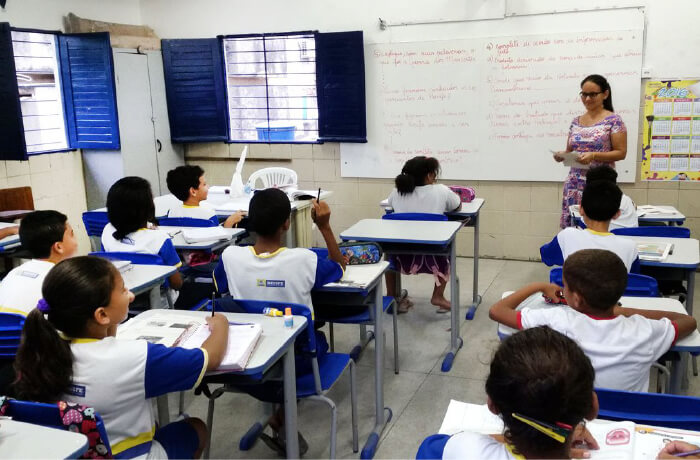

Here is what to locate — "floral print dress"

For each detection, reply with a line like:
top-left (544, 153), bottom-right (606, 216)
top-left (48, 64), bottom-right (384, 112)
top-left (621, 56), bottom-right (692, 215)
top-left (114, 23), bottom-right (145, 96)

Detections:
top-left (560, 113), bottom-right (627, 228)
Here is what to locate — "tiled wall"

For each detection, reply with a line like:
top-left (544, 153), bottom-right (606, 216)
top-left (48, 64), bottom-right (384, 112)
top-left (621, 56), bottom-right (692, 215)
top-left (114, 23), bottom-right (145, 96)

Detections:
top-left (2, 152), bottom-right (91, 255)
top-left (186, 138), bottom-right (700, 261)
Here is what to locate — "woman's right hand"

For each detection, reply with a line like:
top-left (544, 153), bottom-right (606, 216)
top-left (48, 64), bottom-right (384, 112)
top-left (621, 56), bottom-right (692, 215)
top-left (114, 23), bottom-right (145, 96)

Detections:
top-left (552, 151), bottom-right (565, 162)
top-left (658, 441), bottom-right (700, 459)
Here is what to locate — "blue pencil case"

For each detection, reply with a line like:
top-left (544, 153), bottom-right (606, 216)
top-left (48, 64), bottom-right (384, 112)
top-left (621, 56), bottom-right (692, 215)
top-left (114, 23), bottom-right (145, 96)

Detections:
top-left (339, 242), bottom-right (382, 265)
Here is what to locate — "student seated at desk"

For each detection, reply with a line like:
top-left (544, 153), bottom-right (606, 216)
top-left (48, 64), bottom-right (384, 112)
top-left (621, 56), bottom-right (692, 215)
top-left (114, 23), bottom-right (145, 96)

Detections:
top-left (0, 210), bottom-right (77, 316)
top-left (442, 326), bottom-right (599, 459)
top-left (489, 249), bottom-right (697, 392)
top-left (541, 178), bottom-right (639, 272)
top-left (585, 165), bottom-right (637, 230)
top-left (14, 256), bottom-right (230, 459)
top-left (165, 165), bottom-right (244, 228)
top-left (385, 156), bottom-right (461, 313)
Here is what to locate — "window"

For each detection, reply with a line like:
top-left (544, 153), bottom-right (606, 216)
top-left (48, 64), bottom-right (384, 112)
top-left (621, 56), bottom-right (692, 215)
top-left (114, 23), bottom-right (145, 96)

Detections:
top-left (12, 30), bottom-right (69, 154)
top-left (223, 33), bottom-right (318, 143)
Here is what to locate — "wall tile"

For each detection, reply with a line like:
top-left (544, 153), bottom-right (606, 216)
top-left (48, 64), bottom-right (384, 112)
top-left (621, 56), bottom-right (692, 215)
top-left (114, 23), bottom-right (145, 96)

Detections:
top-left (28, 154), bottom-right (52, 174)
top-left (530, 184), bottom-right (559, 213)
top-left (622, 187), bottom-right (648, 206)
top-left (6, 160), bottom-right (30, 177)
top-left (7, 174), bottom-right (31, 187)
top-left (679, 180), bottom-right (700, 190)
top-left (479, 210), bottom-right (504, 234)
top-left (357, 182), bottom-right (393, 206)
top-left (480, 233), bottom-right (504, 259)
top-left (268, 143), bottom-right (292, 159)
top-left (291, 158), bottom-right (314, 182)
top-left (648, 180), bottom-right (680, 190)
top-left (503, 211), bottom-right (530, 235)
top-left (504, 185), bottom-right (531, 211)
top-left (0, 161), bottom-right (6, 178)
top-left (456, 230), bottom-right (474, 258)
top-left (30, 172), bottom-right (54, 201)
top-left (679, 190), bottom-right (700, 218)
top-left (291, 144), bottom-right (313, 159)
top-left (475, 184), bottom-right (504, 211)
top-left (528, 212), bottom-right (560, 237)
top-left (186, 142), bottom-right (229, 158)
top-left (313, 159), bottom-right (335, 182)
top-left (647, 189), bottom-right (679, 207)
top-left (312, 143), bottom-right (337, 160)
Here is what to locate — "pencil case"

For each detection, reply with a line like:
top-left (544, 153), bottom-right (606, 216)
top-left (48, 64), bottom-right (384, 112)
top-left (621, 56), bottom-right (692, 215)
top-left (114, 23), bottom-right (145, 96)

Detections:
top-left (338, 242), bottom-right (383, 265)
top-left (448, 185), bottom-right (475, 203)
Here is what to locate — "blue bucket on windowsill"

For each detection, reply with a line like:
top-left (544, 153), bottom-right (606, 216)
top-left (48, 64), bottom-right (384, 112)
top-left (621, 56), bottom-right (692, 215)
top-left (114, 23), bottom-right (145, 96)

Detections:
top-left (255, 122), bottom-right (296, 141)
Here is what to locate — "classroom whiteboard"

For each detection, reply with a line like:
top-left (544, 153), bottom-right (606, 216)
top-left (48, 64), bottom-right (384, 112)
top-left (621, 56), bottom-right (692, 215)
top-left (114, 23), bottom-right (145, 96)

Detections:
top-left (341, 29), bottom-right (643, 182)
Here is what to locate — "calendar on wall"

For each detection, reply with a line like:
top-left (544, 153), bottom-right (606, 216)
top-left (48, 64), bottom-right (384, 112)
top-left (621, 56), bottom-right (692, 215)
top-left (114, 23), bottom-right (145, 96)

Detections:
top-left (642, 80), bottom-right (700, 181)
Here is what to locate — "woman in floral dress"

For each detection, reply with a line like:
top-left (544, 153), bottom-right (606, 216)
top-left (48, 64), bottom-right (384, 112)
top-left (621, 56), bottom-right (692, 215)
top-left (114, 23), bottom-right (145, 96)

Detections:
top-left (554, 74), bottom-right (628, 228)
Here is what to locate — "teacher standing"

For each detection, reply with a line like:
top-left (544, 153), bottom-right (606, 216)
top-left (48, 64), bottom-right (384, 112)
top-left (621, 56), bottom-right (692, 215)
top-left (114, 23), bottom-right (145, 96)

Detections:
top-left (553, 74), bottom-right (627, 228)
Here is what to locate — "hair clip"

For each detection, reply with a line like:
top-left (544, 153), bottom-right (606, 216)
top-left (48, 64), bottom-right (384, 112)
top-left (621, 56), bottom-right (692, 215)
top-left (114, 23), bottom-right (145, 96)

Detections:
top-left (511, 413), bottom-right (572, 443)
top-left (36, 298), bottom-right (51, 314)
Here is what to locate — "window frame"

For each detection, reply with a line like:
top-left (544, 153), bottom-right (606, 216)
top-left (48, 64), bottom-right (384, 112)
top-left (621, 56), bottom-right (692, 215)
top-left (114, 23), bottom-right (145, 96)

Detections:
top-left (221, 30), bottom-right (321, 145)
top-left (11, 27), bottom-right (73, 156)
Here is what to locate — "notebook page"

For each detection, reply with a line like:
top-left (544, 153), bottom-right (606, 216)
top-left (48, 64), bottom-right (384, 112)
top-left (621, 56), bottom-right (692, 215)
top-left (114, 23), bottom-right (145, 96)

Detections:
top-left (438, 401), bottom-right (504, 435)
top-left (587, 420), bottom-right (636, 460)
top-left (180, 323), bottom-right (263, 370)
top-left (118, 315), bottom-right (203, 346)
top-left (182, 227), bottom-right (229, 243)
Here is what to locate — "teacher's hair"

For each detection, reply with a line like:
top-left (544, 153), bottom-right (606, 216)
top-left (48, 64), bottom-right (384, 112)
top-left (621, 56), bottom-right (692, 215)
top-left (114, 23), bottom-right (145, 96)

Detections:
top-left (395, 156), bottom-right (441, 195)
top-left (581, 74), bottom-right (614, 112)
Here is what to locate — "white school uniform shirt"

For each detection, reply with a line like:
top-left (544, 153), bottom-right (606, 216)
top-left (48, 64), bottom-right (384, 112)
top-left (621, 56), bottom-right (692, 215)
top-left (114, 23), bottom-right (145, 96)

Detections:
top-left (101, 223), bottom-right (181, 267)
top-left (443, 431), bottom-right (517, 460)
top-left (0, 259), bottom-right (53, 316)
top-left (63, 337), bottom-right (207, 458)
top-left (387, 184), bottom-right (461, 214)
top-left (518, 306), bottom-right (677, 392)
top-left (167, 202), bottom-right (219, 225)
top-left (218, 246), bottom-right (343, 314)
top-left (557, 227), bottom-right (638, 272)
top-left (609, 194), bottom-right (638, 230)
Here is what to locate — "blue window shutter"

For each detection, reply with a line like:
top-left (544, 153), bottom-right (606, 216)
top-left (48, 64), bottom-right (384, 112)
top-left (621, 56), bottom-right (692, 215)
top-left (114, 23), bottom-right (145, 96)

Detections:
top-left (316, 31), bottom-right (366, 143)
top-left (58, 32), bottom-right (120, 150)
top-left (0, 23), bottom-right (27, 160)
top-left (161, 38), bottom-right (228, 143)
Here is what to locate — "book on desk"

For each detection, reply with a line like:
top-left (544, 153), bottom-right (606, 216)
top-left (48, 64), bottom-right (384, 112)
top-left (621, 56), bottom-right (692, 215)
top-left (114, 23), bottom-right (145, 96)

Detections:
top-left (118, 313), bottom-right (262, 371)
top-left (637, 242), bottom-right (673, 261)
top-left (440, 400), bottom-right (700, 459)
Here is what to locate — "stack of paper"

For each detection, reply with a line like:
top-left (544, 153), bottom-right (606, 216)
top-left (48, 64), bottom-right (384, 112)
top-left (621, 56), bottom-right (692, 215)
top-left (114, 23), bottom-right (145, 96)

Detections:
top-left (178, 322), bottom-right (262, 371)
top-left (110, 260), bottom-right (132, 273)
top-left (636, 242), bottom-right (673, 261)
top-left (182, 226), bottom-right (229, 243)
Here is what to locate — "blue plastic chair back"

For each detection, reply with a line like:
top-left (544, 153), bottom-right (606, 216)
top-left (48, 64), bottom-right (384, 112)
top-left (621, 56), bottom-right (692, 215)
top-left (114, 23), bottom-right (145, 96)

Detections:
top-left (82, 211), bottom-right (109, 237)
top-left (210, 297), bottom-right (316, 352)
top-left (416, 434), bottom-right (450, 459)
top-left (382, 212), bottom-right (448, 222)
top-left (550, 267), bottom-right (658, 297)
top-left (89, 251), bottom-right (165, 266)
top-left (5, 399), bottom-right (112, 455)
top-left (157, 217), bottom-right (217, 228)
top-left (0, 313), bottom-right (24, 359)
top-left (612, 226), bottom-right (690, 238)
top-left (596, 387), bottom-right (700, 431)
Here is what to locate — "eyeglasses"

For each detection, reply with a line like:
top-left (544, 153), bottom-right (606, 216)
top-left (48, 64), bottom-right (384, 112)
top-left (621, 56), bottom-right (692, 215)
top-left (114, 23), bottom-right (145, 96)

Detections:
top-left (579, 91), bottom-right (603, 99)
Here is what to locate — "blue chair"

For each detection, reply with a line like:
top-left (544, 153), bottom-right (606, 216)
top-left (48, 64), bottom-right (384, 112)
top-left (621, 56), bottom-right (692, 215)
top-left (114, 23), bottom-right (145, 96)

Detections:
top-left (596, 387), bottom-right (700, 431)
top-left (157, 216), bottom-right (218, 227)
top-left (0, 312), bottom-right (24, 359)
top-left (82, 211), bottom-right (109, 252)
top-left (550, 267), bottom-right (659, 297)
top-left (2, 398), bottom-right (111, 456)
top-left (416, 434), bottom-right (451, 459)
top-left (309, 247), bottom-right (400, 374)
top-left (198, 298), bottom-right (358, 459)
top-left (612, 226), bottom-right (691, 238)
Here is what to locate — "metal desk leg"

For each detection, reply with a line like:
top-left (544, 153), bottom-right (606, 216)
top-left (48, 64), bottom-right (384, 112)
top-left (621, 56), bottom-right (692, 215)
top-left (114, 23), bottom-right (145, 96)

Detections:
top-left (442, 240), bottom-right (463, 372)
top-left (466, 214), bottom-right (482, 320)
top-left (157, 396), bottom-right (170, 425)
top-left (283, 348), bottom-right (300, 459)
top-left (361, 278), bottom-right (391, 459)
top-left (670, 352), bottom-right (688, 395)
top-left (149, 286), bottom-right (161, 310)
top-left (686, 269), bottom-right (695, 316)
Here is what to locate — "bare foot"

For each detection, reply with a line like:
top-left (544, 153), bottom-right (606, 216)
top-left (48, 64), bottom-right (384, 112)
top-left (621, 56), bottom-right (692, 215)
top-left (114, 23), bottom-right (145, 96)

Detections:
top-left (431, 296), bottom-right (451, 312)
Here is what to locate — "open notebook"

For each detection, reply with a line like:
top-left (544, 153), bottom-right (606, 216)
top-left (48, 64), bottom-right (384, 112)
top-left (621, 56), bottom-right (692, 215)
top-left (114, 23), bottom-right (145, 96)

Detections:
top-left (636, 242), bottom-right (673, 261)
top-left (440, 400), bottom-right (700, 459)
top-left (118, 314), bottom-right (262, 371)
top-left (182, 226), bottom-right (229, 244)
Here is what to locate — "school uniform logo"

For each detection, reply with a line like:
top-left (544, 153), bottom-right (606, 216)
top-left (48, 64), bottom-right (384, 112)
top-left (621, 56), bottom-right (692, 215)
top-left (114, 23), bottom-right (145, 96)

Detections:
top-left (67, 384), bottom-right (86, 397)
top-left (256, 279), bottom-right (285, 288)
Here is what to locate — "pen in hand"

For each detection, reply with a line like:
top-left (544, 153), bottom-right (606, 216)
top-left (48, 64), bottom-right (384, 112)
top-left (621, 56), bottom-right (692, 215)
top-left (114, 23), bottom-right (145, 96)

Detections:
top-left (317, 187), bottom-right (321, 202)
top-left (211, 291), bottom-right (215, 317)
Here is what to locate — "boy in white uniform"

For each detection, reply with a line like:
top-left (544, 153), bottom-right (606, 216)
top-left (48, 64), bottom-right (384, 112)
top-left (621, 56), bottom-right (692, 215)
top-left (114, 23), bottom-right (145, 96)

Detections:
top-left (540, 179), bottom-right (639, 272)
top-left (490, 249), bottom-right (697, 392)
top-left (586, 165), bottom-right (637, 230)
top-left (0, 210), bottom-right (78, 316)
top-left (166, 165), bottom-right (244, 228)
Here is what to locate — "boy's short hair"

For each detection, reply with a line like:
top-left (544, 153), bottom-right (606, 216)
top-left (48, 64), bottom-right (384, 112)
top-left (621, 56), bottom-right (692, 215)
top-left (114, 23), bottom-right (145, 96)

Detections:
top-left (563, 249), bottom-right (627, 311)
top-left (581, 179), bottom-right (622, 222)
top-left (166, 165), bottom-right (205, 201)
top-left (249, 188), bottom-right (291, 237)
top-left (586, 165), bottom-right (618, 183)
top-left (19, 210), bottom-right (68, 259)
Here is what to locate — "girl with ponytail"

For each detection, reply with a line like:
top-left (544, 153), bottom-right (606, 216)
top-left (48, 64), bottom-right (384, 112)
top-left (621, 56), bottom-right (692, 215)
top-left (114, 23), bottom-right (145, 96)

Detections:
top-left (15, 256), bottom-right (230, 458)
top-left (386, 156), bottom-right (462, 313)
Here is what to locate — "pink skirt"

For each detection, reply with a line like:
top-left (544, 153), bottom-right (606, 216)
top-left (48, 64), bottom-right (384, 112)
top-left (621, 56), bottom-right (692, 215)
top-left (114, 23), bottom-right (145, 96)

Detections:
top-left (390, 254), bottom-right (450, 285)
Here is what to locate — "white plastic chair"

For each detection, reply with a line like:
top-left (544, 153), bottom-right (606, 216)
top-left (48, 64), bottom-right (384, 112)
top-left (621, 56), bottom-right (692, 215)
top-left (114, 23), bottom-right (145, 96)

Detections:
top-left (246, 167), bottom-right (298, 189)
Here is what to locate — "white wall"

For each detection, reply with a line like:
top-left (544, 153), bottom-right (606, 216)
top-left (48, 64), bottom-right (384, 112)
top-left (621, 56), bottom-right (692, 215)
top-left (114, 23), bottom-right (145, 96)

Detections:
top-left (0, 0), bottom-right (142, 254)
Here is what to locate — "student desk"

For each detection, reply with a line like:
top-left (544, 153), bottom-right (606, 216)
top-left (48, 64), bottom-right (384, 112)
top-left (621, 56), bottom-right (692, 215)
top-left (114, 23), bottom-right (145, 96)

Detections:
top-left (157, 226), bottom-right (245, 252)
top-left (496, 294), bottom-right (700, 395)
top-left (0, 233), bottom-right (20, 253)
top-left (0, 419), bottom-right (88, 459)
top-left (340, 219), bottom-right (465, 372)
top-left (379, 198), bottom-right (486, 319)
top-left (118, 309), bottom-right (307, 459)
top-left (313, 261), bottom-right (392, 459)
top-left (204, 190), bottom-right (333, 248)
top-left (121, 264), bottom-right (177, 310)
top-left (569, 204), bottom-right (686, 227)
top-left (619, 235), bottom-right (700, 315)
